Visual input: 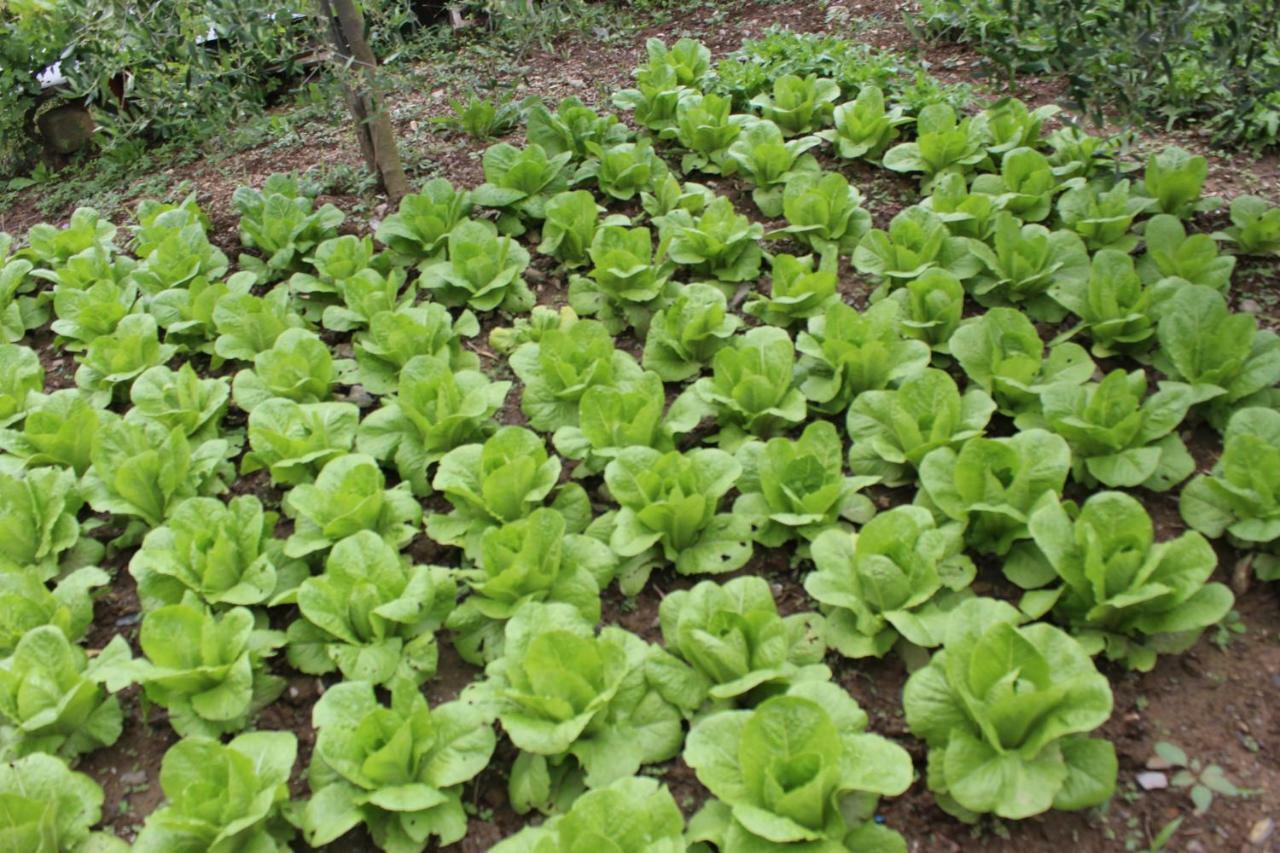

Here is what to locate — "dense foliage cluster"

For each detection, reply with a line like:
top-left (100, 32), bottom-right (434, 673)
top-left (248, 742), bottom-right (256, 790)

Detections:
top-left (1, 27), bottom-right (1277, 851)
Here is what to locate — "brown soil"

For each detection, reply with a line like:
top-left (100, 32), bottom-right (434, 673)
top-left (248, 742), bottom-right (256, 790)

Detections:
top-left (8, 0), bottom-right (1280, 851)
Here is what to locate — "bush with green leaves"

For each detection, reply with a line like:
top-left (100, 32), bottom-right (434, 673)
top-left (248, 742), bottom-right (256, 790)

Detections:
top-left (448, 508), bottom-right (616, 666)
top-left (471, 143), bottom-right (574, 235)
top-left (241, 399), bottom-right (358, 486)
top-left (642, 283), bottom-right (741, 381)
top-left (674, 92), bottom-right (747, 174)
top-left (568, 225), bottom-right (676, 335)
top-left (1152, 284), bottom-right (1280, 427)
top-left (685, 681), bottom-right (914, 851)
top-left (374, 178), bottom-right (473, 263)
top-left (282, 453), bottom-right (422, 560)
top-left (352, 304), bottom-right (479, 396)
top-left (356, 354), bottom-right (509, 496)
top-left (883, 103), bottom-right (988, 187)
top-left (537, 190), bottom-right (624, 269)
top-left (749, 73), bottom-right (840, 135)
top-left (917, 429), bottom-right (1071, 556)
top-left (0, 389), bottom-right (103, 475)
top-left (660, 195), bottom-right (764, 285)
top-left (733, 420), bottom-right (878, 547)
top-left (652, 576), bottom-right (829, 709)
top-left (525, 96), bottom-right (631, 159)
top-left (1216, 194), bottom-right (1280, 256)
top-left (967, 212), bottom-right (1087, 320)
top-left (819, 84), bottom-right (910, 161)
top-left (0, 343), bottom-right (41, 427)
top-left (578, 139), bottom-right (669, 201)
top-left (744, 252), bottom-right (839, 327)
top-left (427, 427), bottom-right (591, 560)
top-left (231, 328), bottom-right (335, 413)
top-left (418, 220), bottom-right (534, 313)
top-left (726, 119), bottom-right (822, 217)
top-left (232, 176), bottom-right (344, 284)
top-left (509, 320), bottom-right (644, 432)
top-left (0, 626), bottom-right (126, 760)
top-left (1050, 248), bottom-right (1170, 357)
top-left (0, 753), bottom-right (127, 851)
top-left (807, 507), bottom-right (974, 658)
top-left (847, 367), bottom-right (997, 486)
top-left (1137, 214), bottom-right (1234, 292)
top-left (594, 446), bottom-right (753, 590)
top-left (130, 495), bottom-right (305, 612)
top-left (1007, 492), bottom-right (1231, 671)
top-left (285, 531), bottom-right (454, 688)
top-left (103, 595), bottom-right (284, 738)
top-left (212, 285), bottom-right (307, 363)
top-left (1056, 179), bottom-right (1152, 252)
top-left (301, 678), bottom-right (496, 851)
top-left (796, 299), bottom-right (932, 415)
top-left (132, 732), bottom-right (296, 852)
top-left (1029, 369), bottom-right (1195, 491)
top-left (903, 598), bottom-right (1116, 821)
top-left (887, 268), bottom-right (966, 353)
top-left (852, 205), bottom-right (980, 296)
top-left (74, 313), bottom-right (177, 400)
top-left (950, 307), bottom-right (1096, 417)
top-left (0, 465), bottom-right (100, 579)
top-left (1181, 407), bottom-right (1280, 580)
top-left (480, 602), bottom-right (683, 814)
top-left (774, 170), bottom-right (872, 255)
top-left (492, 776), bottom-right (685, 852)
top-left (684, 326), bottom-right (807, 447)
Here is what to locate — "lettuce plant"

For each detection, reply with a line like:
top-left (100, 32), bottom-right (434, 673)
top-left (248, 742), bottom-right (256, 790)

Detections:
top-left (301, 679), bottom-right (496, 851)
top-left (356, 354), bottom-right (509, 495)
top-left (661, 195), bottom-right (764, 285)
top-left (886, 267), bottom-right (965, 353)
top-left (968, 213), bottom-right (1088, 320)
top-left (0, 389), bottom-right (103, 475)
top-left (796, 300), bottom-right (931, 414)
top-left (353, 304), bottom-right (479, 395)
top-left (569, 225), bottom-right (675, 335)
top-left (374, 178), bottom-right (472, 262)
top-left (883, 103), bottom-right (988, 187)
top-left (775, 170), bottom-right (871, 255)
top-left (471, 143), bottom-right (574, 235)
top-left (686, 326), bottom-right (807, 447)
top-left (428, 427), bottom-right (591, 559)
top-left (1056, 179), bottom-right (1152, 252)
top-left (481, 603), bottom-right (683, 811)
top-left (74, 313), bottom-right (178, 400)
top-left (977, 98), bottom-right (1059, 155)
top-left (1032, 369), bottom-right (1195, 491)
top-left (129, 215), bottom-right (228, 296)
top-left (0, 626), bottom-right (126, 759)
top-left (537, 190), bottom-right (623, 269)
top-left (642, 282), bottom-right (740, 381)
top-left (125, 363), bottom-right (228, 446)
top-left (489, 305), bottom-right (578, 356)
top-left (552, 371), bottom-right (699, 477)
top-left (286, 531), bottom-right (454, 687)
top-left (1137, 214), bottom-right (1233, 292)
top-left (1181, 407), bottom-right (1280, 579)
top-left (212, 285), bottom-right (307, 362)
top-left (0, 466), bottom-right (97, 580)
top-left (24, 207), bottom-right (117, 266)
top-left (744, 252), bottom-right (838, 327)
top-left (639, 36), bottom-right (711, 87)
top-left (1010, 492), bottom-right (1231, 671)
top-left (847, 367), bottom-right (996, 486)
top-left (231, 328), bottom-right (335, 413)
top-left (130, 495), bottom-right (306, 611)
top-left (1153, 285), bottom-right (1280, 425)
top-left (51, 275), bottom-right (138, 351)
top-left (641, 173), bottom-right (715, 221)
top-left (578, 139), bottom-right (668, 201)
top-left (0, 251), bottom-right (44, 344)
top-left (132, 732), bottom-right (296, 852)
top-left (0, 343), bottom-right (41, 427)
top-left (950, 307), bottom-right (1095, 416)
top-left (80, 419), bottom-right (231, 532)
top-left (726, 119), bottom-right (821, 217)
top-left (525, 96), bottom-right (630, 159)
top-left (612, 62), bottom-right (685, 135)
top-left (819, 84), bottom-right (910, 161)
top-left (654, 575), bottom-right (828, 709)
top-left (1217, 194), bottom-right (1280, 256)
top-left (806, 507), bottom-right (974, 658)
top-left (0, 567), bottom-right (108, 655)
top-left (1045, 127), bottom-right (1118, 179)
top-left (903, 598), bottom-right (1116, 821)
top-left (749, 73), bottom-right (840, 135)
top-left (969, 147), bottom-right (1059, 222)
top-left (283, 453), bottom-right (422, 559)
top-left (232, 176), bottom-right (344, 283)
top-left (852, 205), bottom-right (980, 295)
top-left (448, 507), bottom-right (616, 665)
top-left (1050, 248), bottom-right (1169, 357)
top-left (684, 681), bottom-right (913, 851)
top-left (418, 219), bottom-right (534, 313)
top-left (242, 399), bottom-right (358, 486)
top-left (734, 420), bottom-right (878, 547)
top-left (510, 319), bottom-right (643, 431)
top-left (491, 776), bottom-right (684, 852)
top-left (0, 753), bottom-right (126, 852)
top-left (917, 429), bottom-right (1071, 556)
top-left (320, 267), bottom-right (414, 333)
top-left (1141, 146), bottom-right (1209, 218)
top-left (105, 595), bottom-right (285, 737)
top-left (921, 171), bottom-right (1000, 240)
top-left (674, 92), bottom-right (746, 174)
top-left (150, 270), bottom-right (254, 355)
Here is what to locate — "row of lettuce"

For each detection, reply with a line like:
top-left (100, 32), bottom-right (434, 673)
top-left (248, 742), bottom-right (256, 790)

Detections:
top-left (2, 32), bottom-right (1280, 853)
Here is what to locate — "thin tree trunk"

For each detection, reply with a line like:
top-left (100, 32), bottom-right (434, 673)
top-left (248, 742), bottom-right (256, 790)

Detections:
top-left (317, 0), bottom-right (409, 201)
